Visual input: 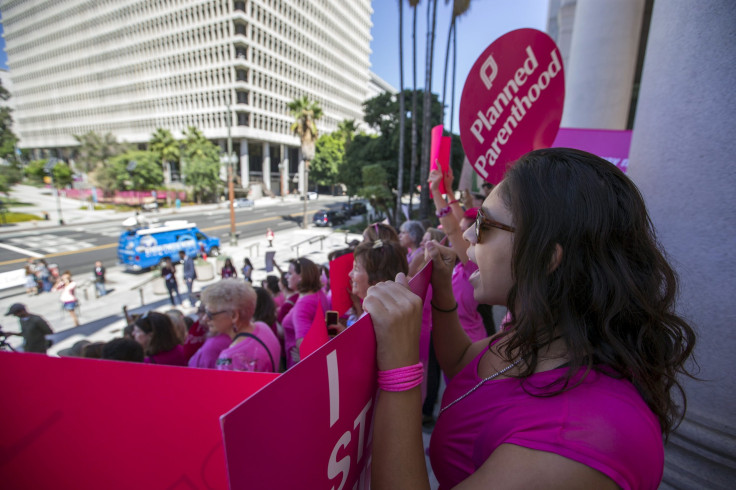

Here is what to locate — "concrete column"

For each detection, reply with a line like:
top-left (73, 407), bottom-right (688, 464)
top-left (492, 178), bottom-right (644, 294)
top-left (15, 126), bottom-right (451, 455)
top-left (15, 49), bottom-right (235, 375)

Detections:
top-left (627, 1), bottom-right (736, 487)
top-left (561, 0), bottom-right (645, 129)
top-left (262, 141), bottom-right (271, 192)
top-left (240, 140), bottom-right (249, 189)
top-left (280, 144), bottom-right (289, 197)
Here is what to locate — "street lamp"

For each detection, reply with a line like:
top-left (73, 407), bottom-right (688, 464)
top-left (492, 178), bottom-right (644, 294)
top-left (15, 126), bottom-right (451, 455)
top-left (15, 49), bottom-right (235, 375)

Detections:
top-left (44, 158), bottom-right (64, 225)
top-left (220, 152), bottom-right (238, 246)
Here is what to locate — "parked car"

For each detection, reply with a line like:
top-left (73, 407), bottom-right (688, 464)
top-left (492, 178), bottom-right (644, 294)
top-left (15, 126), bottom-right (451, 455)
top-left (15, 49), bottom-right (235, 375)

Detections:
top-left (312, 209), bottom-right (347, 227)
top-left (233, 198), bottom-right (254, 208)
top-left (341, 201), bottom-right (368, 217)
top-left (300, 191), bottom-right (319, 200)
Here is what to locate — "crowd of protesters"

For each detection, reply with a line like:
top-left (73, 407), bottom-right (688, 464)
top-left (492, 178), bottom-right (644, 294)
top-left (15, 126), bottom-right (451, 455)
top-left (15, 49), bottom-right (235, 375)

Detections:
top-left (1, 148), bottom-right (697, 488)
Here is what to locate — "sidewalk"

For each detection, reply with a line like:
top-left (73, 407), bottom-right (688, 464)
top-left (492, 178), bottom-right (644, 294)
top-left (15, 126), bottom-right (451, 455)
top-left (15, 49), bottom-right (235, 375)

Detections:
top-left (2, 225), bottom-right (363, 353)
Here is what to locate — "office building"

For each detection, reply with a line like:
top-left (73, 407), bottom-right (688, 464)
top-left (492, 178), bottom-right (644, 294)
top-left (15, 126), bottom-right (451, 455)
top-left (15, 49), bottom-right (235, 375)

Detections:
top-left (0, 0), bottom-right (381, 193)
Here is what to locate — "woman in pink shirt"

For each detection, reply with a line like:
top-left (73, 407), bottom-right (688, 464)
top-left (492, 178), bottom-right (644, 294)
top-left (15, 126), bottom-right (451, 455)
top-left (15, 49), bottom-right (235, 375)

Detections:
top-left (281, 258), bottom-right (329, 368)
top-left (201, 279), bottom-right (281, 373)
top-left (364, 148), bottom-right (696, 489)
top-left (132, 311), bottom-right (187, 366)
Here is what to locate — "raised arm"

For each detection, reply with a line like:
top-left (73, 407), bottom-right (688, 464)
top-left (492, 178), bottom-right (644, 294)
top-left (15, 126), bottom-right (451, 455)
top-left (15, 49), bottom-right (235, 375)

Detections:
top-left (424, 241), bottom-right (478, 378)
top-left (363, 275), bottom-right (430, 490)
top-left (428, 169), bottom-right (469, 264)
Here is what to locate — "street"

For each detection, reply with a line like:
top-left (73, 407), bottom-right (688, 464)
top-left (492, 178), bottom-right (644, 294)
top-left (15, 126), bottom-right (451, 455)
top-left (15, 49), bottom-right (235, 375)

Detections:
top-left (0, 197), bottom-right (347, 278)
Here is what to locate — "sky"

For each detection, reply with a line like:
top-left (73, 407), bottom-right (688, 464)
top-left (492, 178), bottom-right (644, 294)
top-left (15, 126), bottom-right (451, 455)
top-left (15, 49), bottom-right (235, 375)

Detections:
top-left (0, 1), bottom-right (549, 131)
top-left (368, 0), bottom-right (550, 131)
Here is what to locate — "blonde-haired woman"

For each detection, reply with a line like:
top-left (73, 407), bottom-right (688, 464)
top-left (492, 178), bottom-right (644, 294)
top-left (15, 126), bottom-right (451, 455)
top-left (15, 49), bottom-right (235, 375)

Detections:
top-left (53, 271), bottom-right (79, 327)
top-left (201, 279), bottom-right (281, 373)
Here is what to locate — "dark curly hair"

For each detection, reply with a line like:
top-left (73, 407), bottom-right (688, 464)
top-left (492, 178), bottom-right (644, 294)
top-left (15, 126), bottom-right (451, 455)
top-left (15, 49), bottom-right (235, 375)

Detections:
top-left (497, 148), bottom-right (696, 437)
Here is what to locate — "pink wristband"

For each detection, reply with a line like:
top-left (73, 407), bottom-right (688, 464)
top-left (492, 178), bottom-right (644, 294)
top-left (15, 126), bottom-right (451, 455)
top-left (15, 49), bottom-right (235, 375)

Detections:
top-left (377, 362), bottom-right (424, 392)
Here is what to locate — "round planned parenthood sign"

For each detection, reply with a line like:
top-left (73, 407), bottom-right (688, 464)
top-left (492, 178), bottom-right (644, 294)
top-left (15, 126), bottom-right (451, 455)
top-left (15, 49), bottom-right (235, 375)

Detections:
top-left (459, 28), bottom-right (565, 184)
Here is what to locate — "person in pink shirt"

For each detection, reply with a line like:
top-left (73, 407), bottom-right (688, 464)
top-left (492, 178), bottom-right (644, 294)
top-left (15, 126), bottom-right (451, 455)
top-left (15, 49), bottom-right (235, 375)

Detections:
top-left (132, 311), bottom-right (187, 366)
top-left (364, 148), bottom-right (696, 489)
top-left (187, 304), bottom-right (232, 369)
top-left (281, 258), bottom-right (329, 368)
top-left (200, 279), bottom-right (281, 373)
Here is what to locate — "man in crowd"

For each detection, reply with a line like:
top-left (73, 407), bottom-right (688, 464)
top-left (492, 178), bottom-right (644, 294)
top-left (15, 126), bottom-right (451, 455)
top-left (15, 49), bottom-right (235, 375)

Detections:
top-left (179, 250), bottom-right (197, 306)
top-left (93, 260), bottom-right (107, 297)
top-left (4, 303), bottom-right (53, 353)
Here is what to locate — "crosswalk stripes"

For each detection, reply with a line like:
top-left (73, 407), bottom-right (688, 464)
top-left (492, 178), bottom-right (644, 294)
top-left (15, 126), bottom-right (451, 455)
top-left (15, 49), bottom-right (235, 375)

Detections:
top-left (8, 234), bottom-right (96, 254)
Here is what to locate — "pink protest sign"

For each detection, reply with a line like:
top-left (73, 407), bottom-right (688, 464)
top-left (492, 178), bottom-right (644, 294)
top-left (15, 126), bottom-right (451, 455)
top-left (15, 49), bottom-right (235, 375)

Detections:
top-left (460, 28), bottom-right (565, 184)
top-left (300, 301), bottom-right (328, 359)
top-left (551, 127), bottom-right (633, 173)
top-left (221, 260), bottom-right (434, 489)
top-left (330, 252), bottom-right (354, 316)
top-left (429, 125), bottom-right (447, 196)
top-left (1, 352), bottom-right (277, 489)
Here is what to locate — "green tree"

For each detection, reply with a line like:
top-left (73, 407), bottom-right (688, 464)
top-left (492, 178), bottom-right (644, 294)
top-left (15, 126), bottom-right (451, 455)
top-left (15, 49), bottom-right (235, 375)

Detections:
top-left (24, 158), bottom-right (73, 188)
top-left (310, 133), bottom-right (344, 187)
top-left (149, 128), bottom-right (181, 184)
top-left (73, 131), bottom-right (125, 174)
top-left (99, 150), bottom-right (163, 191)
top-left (335, 119), bottom-right (358, 147)
top-left (288, 96), bottom-right (323, 227)
top-left (180, 126), bottom-right (221, 203)
top-left (359, 164), bottom-right (394, 220)
top-left (0, 85), bottom-right (18, 160)
top-left (360, 89), bottom-right (445, 198)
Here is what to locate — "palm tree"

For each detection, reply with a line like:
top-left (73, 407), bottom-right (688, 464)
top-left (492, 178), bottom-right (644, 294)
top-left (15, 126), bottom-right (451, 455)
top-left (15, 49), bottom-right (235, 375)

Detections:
top-left (408, 0), bottom-right (421, 217)
top-left (420, 0), bottom-right (439, 218)
top-left (288, 96), bottom-right (323, 228)
top-left (149, 128), bottom-right (180, 185)
top-left (441, 1), bottom-right (471, 133)
top-left (395, 0), bottom-right (406, 225)
top-left (336, 119), bottom-right (358, 147)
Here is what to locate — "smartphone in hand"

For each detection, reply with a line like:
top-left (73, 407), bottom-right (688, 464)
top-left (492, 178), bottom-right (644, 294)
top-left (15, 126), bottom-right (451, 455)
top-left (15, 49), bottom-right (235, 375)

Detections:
top-left (326, 310), bottom-right (339, 336)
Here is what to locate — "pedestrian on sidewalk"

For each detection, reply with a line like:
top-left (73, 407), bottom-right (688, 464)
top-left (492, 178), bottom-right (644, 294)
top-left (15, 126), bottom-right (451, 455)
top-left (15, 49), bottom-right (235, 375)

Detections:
top-left (92, 260), bottom-right (107, 297)
top-left (241, 258), bottom-right (253, 283)
top-left (4, 303), bottom-right (53, 353)
top-left (266, 228), bottom-right (274, 247)
top-left (52, 271), bottom-right (80, 327)
top-left (160, 257), bottom-right (182, 306)
top-left (179, 250), bottom-right (197, 305)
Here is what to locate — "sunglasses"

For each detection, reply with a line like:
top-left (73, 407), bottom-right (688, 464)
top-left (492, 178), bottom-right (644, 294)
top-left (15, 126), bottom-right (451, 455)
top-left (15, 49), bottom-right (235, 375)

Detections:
top-left (205, 309), bottom-right (229, 320)
top-left (475, 207), bottom-right (515, 243)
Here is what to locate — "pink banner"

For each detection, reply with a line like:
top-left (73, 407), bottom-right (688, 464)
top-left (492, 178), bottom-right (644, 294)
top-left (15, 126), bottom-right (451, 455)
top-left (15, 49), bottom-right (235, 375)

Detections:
top-left (460, 28), bottom-right (565, 184)
top-left (1, 352), bottom-right (277, 489)
top-left (300, 301), bottom-right (328, 359)
top-left (330, 253), bottom-right (354, 316)
top-left (551, 127), bottom-right (633, 173)
top-left (221, 261), bottom-right (434, 489)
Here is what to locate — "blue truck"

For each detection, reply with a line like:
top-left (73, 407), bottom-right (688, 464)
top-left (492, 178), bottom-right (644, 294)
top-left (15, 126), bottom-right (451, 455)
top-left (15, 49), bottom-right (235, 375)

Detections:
top-left (117, 220), bottom-right (220, 271)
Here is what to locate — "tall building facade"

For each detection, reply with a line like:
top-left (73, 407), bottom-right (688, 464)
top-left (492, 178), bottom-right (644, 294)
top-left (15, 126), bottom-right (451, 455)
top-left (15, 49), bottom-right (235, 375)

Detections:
top-left (0, 0), bottom-right (377, 194)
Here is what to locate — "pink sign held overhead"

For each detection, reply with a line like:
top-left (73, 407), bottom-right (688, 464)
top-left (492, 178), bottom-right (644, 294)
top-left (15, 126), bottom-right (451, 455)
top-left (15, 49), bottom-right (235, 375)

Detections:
top-left (460, 28), bottom-right (565, 184)
top-left (429, 125), bottom-right (449, 196)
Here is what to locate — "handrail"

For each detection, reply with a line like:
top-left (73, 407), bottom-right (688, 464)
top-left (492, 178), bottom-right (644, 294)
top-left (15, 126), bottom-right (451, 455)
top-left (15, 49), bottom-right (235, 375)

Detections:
top-left (290, 234), bottom-right (328, 257)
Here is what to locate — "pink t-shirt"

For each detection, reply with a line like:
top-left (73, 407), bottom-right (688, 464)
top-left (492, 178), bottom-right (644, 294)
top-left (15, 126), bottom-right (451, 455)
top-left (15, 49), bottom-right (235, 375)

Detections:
top-left (452, 261), bottom-right (486, 342)
top-left (187, 333), bottom-right (231, 369)
top-left (282, 290), bottom-right (329, 369)
top-left (429, 348), bottom-right (664, 489)
top-left (215, 322), bottom-right (281, 373)
top-left (144, 344), bottom-right (187, 366)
